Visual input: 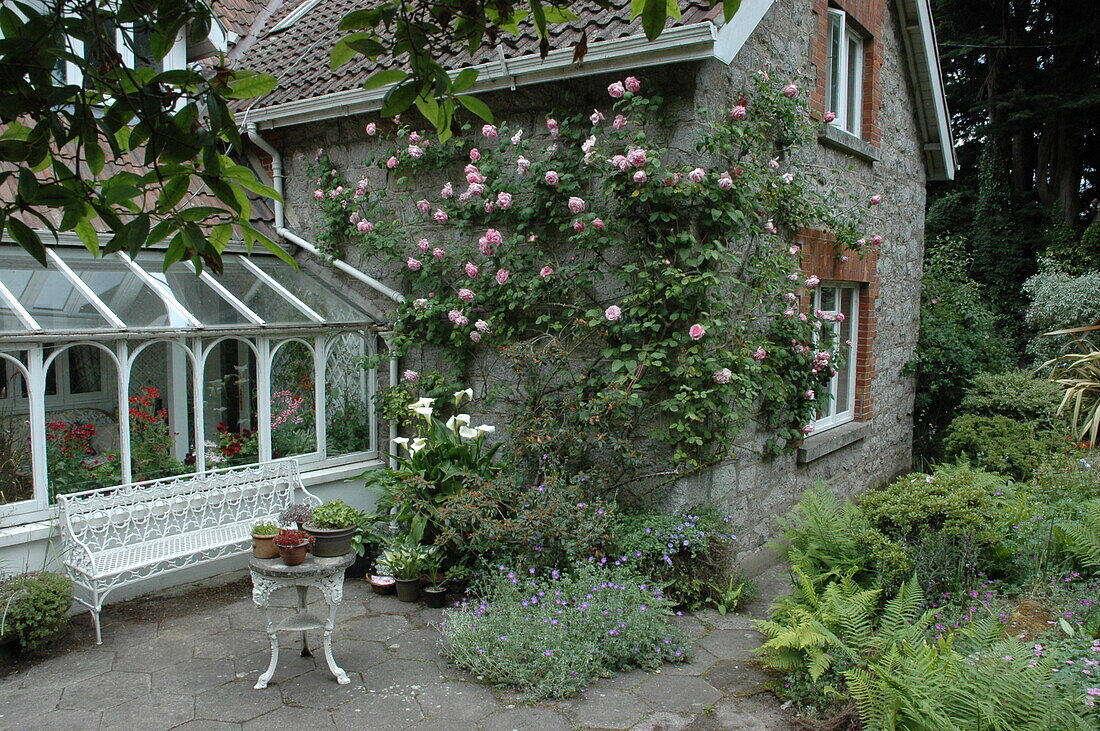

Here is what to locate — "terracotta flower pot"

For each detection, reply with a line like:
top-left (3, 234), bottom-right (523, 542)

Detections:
top-left (278, 542), bottom-right (310, 566)
top-left (395, 578), bottom-right (420, 602)
top-left (251, 534), bottom-right (279, 559)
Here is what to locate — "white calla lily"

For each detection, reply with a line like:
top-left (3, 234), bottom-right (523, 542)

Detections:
top-left (446, 413), bottom-right (472, 431)
top-left (411, 405), bottom-right (434, 418)
top-left (409, 437), bottom-right (427, 453)
top-left (475, 424), bottom-right (495, 435)
top-left (458, 425), bottom-right (479, 440)
top-left (408, 396), bottom-right (436, 410)
top-left (453, 387), bottom-right (474, 405)
top-left (392, 437), bottom-right (410, 450)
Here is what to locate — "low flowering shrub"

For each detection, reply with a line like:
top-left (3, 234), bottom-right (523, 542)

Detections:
top-left (440, 563), bottom-right (690, 699)
top-left (0, 572), bottom-right (71, 655)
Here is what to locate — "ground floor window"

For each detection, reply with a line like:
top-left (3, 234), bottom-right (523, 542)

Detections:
top-left (811, 282), bottom-right (860, 431)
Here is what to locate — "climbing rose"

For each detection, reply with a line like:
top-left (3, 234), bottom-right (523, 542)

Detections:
top-left (349, 213), bottom-right (360, 224)
top-left (870, 234), bottom-right (883, 245)
top-left (572, 220), bottom-right (585, 232)
top-left (604, 305), bottom-right (622, 321)
top-left (313, 189), bottom-right (324, 200)
top-left (365, 122), bottom-right (377, 135)
top-left (626, 148), bottom-right (647, 166)
top-left (610, 155), bottom-right (628, 171)
top-left (495, 269), bottom-right (510, 285)
top-left (407, 144), bottom-right (424, 158)
top-left (417, 238), bottom-right (430, 252)
top-left (467, 182), bottom-right (485, 196)
top-left (484, 201), bottom-right (495, 213)
top-left (581, 136), bottom-right (596, 154)
top-left (768, 158), bottom-right (780, 170)
top-left (469, 331), bottom-right (482, 343)
top-left (468, 147), bottom-right (481, 161)
top-left (782, 83), bottom-right (798, 98)
top-left (607, 81), bottom-right (625, 98)
top-left (416, 199), bottom-right (430, 213)
top-left (458, 288), bottom-right (475, 302)
top-left (633, 170), bottom-right (648, 183)
top-left (409, 131), bottom-right (421, 143)
top-left (593, 218), bottom-right (605, 231)
top-left (689, 323), bottom-right (706, 340)
top-left (665, 173), bottom-right (681, 186)
top-left (496, 191), bottom-right (513, 210)
top-left (454, 314), bottom-right (469, 327)
top-left (805, 275), bottom-right (820, 288)
top-left (752, 347), bottom-right (767, 360)
top-left (510, 129), bottom-right (523, 144)
top-left (713, 368), bottom-right (732, 384)
top-left (433, 209), bottom-right (448, 223)
top-left (517, 156), bottom-right (531, 173)
top-left (613, 114), bottom-right (627, 130)
top-left (624, 76), bottom-right (640, 92)
top-left (386, 156), bottom-right (398, 168)
top-left (870, 194), bottom-right (883, 205)
top-left (544, 170), bottom-right (560, 186)
top-left (688, 167), bottom-right (705, 183)
top-left (483, 228), bottom-right (503, 246)
top-left (474, 319), bottom-right (490, 333)
top-left (781, 172), bottom-right (795, 184)
top-left (801, 424), bottom-right (815, 435)
top-left (731, 105), bottom-right (747, 120)
top-left (433, 248), bottom-right (445, 259)
top-left (836, 313), bottom-right (846, 322)
top-left (823, 111), bottom-right (836, 123)
top-left (539, 266), bottom-right (554, 277)
top-left (546, 118), bottom-right (558, 132)
top-left (568, 197), bottom-right (586, 214)
top-left (717, 172), bottom-right (733, 190)
top-left (804, 389), bottom-right (815, 400)
top-left (440, 182), bottom-right (454, 198)
top-left (464, 262), bottom-right (479, 278)
top-left (403, 369), bottom-right (419, 382)
top-left (406, 258), bottom-right (422, 271)
top-left (482, 124), bottom-right (498, 138)
top-left (356, 220), bottom-right (373, 233)
top-left (590, 109), bottom-right (605, 125)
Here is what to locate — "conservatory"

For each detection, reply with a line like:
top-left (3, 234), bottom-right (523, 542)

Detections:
top-left (0, 244), bottom-right (389, 528)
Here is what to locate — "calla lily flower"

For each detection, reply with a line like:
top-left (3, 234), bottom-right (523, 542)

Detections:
top-left (446, 413), bottom-right (472, 431)
top-left (411, 405), bottom-right (434, 418)
top-left (410, 437), bottom-right (427, 453)
top-left (459, 425), bottom-right (479, 439)
top-left (392, 437), bottom-right (410, 450)
top-left (475, 424), bottom-right (495, 435)
top-left (453, 387), bottom-right (474, 405)
top-left (409, 396), bottom-right (436, 410)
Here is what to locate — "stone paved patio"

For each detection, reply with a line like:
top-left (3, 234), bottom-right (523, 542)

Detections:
top-left (0, 567), bottom-right (794, 730)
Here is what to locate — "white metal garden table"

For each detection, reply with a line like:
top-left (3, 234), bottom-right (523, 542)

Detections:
top-left (249, 552), bottom-right (354, 689)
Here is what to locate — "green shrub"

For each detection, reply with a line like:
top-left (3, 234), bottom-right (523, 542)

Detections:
top-left (309, 499), bottom-right (363, 529)
top-left (1058, 500), bottom-right (1100, 572)
top-left (776, 485), bottom-right (874, 586)
top-left (612, 509), bottom-right (738, 610)
top-left (942, 414), bottom-right (1065, 480)
top-left (0, 572), bottom-right (71, 654)
top-left (440, 563), bottom-right (690, 699)
top-left (1024, 263), bottom-right (1100, 365)
top-left (958, 370), bottom-right (1066, 424)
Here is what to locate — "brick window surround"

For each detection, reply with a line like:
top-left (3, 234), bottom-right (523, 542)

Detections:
top-left (809, 0), bottom-right (884, 147)
top-left (797, 230), bottom-right (879, 420)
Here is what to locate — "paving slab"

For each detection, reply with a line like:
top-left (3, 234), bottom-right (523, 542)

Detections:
top-left (243, 705), bottom-right (337, 729)
top-left (101, 691), bottom-right (195, 730)
top-left (150, 657), bottom-right (236, 694)
top-left (15, 708), bottom-right (103, 731)
top-left (480, 705), bottom-right (572, 731)
top-left (414, 679), bottom-right (500, 723)
top-left (58, 669), bottom-right (151, 711)
top-left (697, 629), bottom-right (762, 661)
top-left (564, 688), bottom-right (648, 729)
top-left (112, 636), bottom-right (196, 673)
top-left (636, 675), bottom-right (722, 714)
top-left (195, 681), bottom-right (284, 723)
top-left (331, 686), bottom-right (427, 730)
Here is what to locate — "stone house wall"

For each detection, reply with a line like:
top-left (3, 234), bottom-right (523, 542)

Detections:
top-left (265, 0), bottom-right (928, 571)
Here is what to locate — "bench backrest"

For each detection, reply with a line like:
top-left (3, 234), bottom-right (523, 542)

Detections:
top-left (57, 459), bottom-right (310, 554)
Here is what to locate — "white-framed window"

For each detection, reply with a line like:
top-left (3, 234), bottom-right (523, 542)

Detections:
top-left (826, 8), bottom-right (865, 138)
top-left (812, 282), bottom-right (860, 431)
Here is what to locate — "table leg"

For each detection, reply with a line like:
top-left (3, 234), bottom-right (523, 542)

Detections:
top-left (255, 607), bottom-right (279, 690)
top-left (296, 585), bottom-right (311, 657)
top-left (322, 601), bottom-right (350, 685)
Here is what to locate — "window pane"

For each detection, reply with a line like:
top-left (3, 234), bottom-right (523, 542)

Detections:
top-left (130, 342), bottom-right (195, 482)
top-left (827, 13), bottom-right (843, 116)
top-left (818, 285), bottom-right (838, 312)
top-left (0, 255), bottom-right (111, 332)
top-left (271, 341), bottom-right (318, 458)
top-left (46, 345), bottom-right (121, 498)
top-left (134, 253), bottom-right (255, 326)
top-left (325, 333), bottom-right (373, 455)
top-left (60, 253), bottom-right (174, 328)
top-left (846, 34), bottom-right (863, 134)
top-left (835, 288), bottom-right (857, 415)
top-left (202, 339), bottom-right (258, 468)
top-left (68, 345), bottom-right (103, 394)
top-left (207, 258), bottom-right (312, 325)
top-left (252, 258), bottom-right (375, 324)
top-left (0, 357), bottom-right (34, 505)
top-left (0, 300), bottom-right (27, 332)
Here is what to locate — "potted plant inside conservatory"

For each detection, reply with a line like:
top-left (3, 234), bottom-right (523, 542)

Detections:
top-left (273, 529), bottom-right (314, 566)
top-left (303, 499), bottom-right (363, 557)
top-left (251, 521), bottom-right (281, 559)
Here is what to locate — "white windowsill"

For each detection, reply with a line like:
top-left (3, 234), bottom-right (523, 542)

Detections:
top-left (797, 420), bottom-right (870, 463)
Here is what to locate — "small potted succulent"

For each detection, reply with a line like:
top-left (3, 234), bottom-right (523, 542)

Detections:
top-left (303, 500), bottom-right (362, 557)
top-left (279, 503), bottom-right (314, 529)
top-left (251, 521), bottom-right (281, 559)
top-left (421, 549), bottom-right (447, 609)
top-left (273, 528), bottom-right (314, 566)
top-left (380, 543), bottom-right (428, 602)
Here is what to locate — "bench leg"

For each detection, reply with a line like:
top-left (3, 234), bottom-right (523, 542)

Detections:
top-left (90, 605), bottom-right (103, 645)
top-left (256, 628), bottom-right (279, 690)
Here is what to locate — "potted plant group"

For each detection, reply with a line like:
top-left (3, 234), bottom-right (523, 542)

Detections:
top-left (273, 528), bottom-right (314, 566)
top-left (251, 521), bottom-right (281, 559)
top-left (303, 499), bottom-right (362, 557)
top-left (421, 549), bottom-right (447, 609)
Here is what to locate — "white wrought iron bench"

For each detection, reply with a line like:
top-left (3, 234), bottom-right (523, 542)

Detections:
top-left (56, 459), bottom-right (320, 644)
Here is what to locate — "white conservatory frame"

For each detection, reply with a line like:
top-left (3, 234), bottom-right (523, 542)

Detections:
top-left (0, 245), bottom-right (392, 528)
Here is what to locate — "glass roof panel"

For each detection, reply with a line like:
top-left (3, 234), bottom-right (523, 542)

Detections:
top-left (133, 253), bottom-right (255, 326)
top-left (206, 256), bottom-right (314, 325)
top-left (0, 252), bottom-right (111, 331)
top-left (60, 252), bottom-right (177, 328)
top-left (251, 258), bottom-right (373, 323)
top-left (0, 299), bottom-right (28, 333)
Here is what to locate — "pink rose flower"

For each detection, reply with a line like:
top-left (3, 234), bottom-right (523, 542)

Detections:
top-left (836, 313), bottom-right (846, 323)
top-left (789, 245), bottom-right (800, 255)
top-left (482, 124), bottom-right (498, 139)
top-left (495, 269), bottom-right (510, 285)
top-left (454, 314), bottom-right (469, 327)
top-left (386, 156), bottom-right (398, 169)
top-left (572, 220), bottom-right (585, 232)
top-left (407, 144), bottom-right (424, 158)
top-left (510, 129), bottom-right (523, 144)
top-left (484, 201), bottom-right (495, 213)
top-left (409, 131), bottom-right (421, 143)
top-left (752, 346), bottom-right (767, 361)
top-left (781, 172), bottom-right (795, 184)
top-left (464, 262), bottom-right (479, 278)
top-left (665, 173), bottom-right (681, 186)
top-left (590, 109), bottom-right (605, 126)
top-left (823, 111), bottom-right (836, 123)
top-left (406, 257), bottom-right (422, 271)
top-left (356, 220), bottom-right (370, 233)
top-left (417, 238), bottom-right (430, 252)
top-left (801, 424), bottom-right (815, 435)
top-left (782, 83), bottom-right (798, 98)
top-left (568, 196), bottom-right (586, 214)
top-left (433, 247), bottom-right (445, 259)
top-left (546, 118), bottom-right (558, 131)
top-left (349, 213), bottom-right (360, 224)
top-left (624, 76), bottom-right (640, 92)
top-left (403, 369), bottom-right (419, 382)
top-left (839, 255), bottom-right (849, 263)
top-left (688, 323), bottom-right (706, 340)
top-left (365, 122), bottom-right (377, 135)
top-left (544, 170), bottom-right (560, 186)
top-left (433, 209), bottom-right (449, 223)
top-left (441, 182), bottom-right (454, 198)
top-left (468, 182), bottom-right (485, 196)
top-left (717, 172), bottom-right (733, 190)
top-left (633, 170), bottom-right (648, 183)
top-left (607, 81), bottom-right (625, 98)
top-left (731, 105), bottom-right (747, 120)
top-left (604, 305), bottom-right (622, 321)
top-left (313, 189), bottom-right (324, 200)
top-left (768, 158), bottom-right (780, 170)
top-left (539, 266), bottom-right (554, 277)
top-left (688, 167), bottom-right (705, 183)
top-left (613, 114), bottom-right (627, 130)
top-left (483, 228), bottom-right (502, 246)
top-left (416, 199), bottom-right (430, 213)
top-left (713, 368), bottom-right (732, 384)
top-left (593, 218), bottom-right (605, 231)
top-left (469, 331), bottom-right (482, 343)
top-left (804, 389), bottom-right (815, 400)
top-left (458, 288), bottom-right (475, 302)
top-left (496, 191), bottom-right (513, 209)
top-left (626, 148), bottom-right (647, 167)
top-left (870, 194), bottom-right (883, 205)
top-left (805, 275), bottom-right (820, 289)
top-left (517, 156), bottom-right (531, 173)
top-left (474, 319), bottom-right (490, 333)
top-left (610, 155), bottom-right (629, 171)
top-left (469, 148), bottom-right (481, 162)
top-left (870, 234), bottom-right (883, 245)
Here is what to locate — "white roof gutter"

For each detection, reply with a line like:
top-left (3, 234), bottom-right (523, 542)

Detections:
top-left (241, 22), bottom-right (719, 130)
top-left (245, 122), bottom-right (405, 303)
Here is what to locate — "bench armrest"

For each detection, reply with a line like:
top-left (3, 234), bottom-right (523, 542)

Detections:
top-left (55, 496), bottom-right (98, 575)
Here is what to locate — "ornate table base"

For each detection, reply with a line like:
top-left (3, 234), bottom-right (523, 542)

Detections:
top-left (249, 553), bottom-right (355, 689)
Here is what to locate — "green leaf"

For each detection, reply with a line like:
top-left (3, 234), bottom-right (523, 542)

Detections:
top-left (451, 68), bottom-right (478, 94)
top-left (330, 39), bottom-right (357, 70)
top-left (641, 0), bottom-right (668, 41)
top-left (414, 93), bottom-right (442, 129)
top-left (345, 35), bottom-right (386, 58)
top-left (363, 68), bottom-right (409, 90)
top-left (723, 0), bottom-right (743, 22)
top-left (529, 0), bottom-right (547, 37)
top-left (7, 218), bottom-right (46, 266)
top-left (543, 6), bottom-right (579, 22)
top-left (339, 9), bottom-right (380, 30)
top-left (456, 94), bottom-right (493, 123)
top-left (75, 219), bottom-right (99, 256)
top-left (157, 175), bottom-right (190, 213)
top-left (225, 71), bottom-right (278, 100)
top-left (380, 81), bottom-right (421, 117)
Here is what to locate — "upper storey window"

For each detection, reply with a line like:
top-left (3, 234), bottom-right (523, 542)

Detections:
top-left (826, 8), bottom-right (864, 138)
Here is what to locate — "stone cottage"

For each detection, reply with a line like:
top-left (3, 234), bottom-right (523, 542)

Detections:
top-left (230, 0), bottom-right (954, 569)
